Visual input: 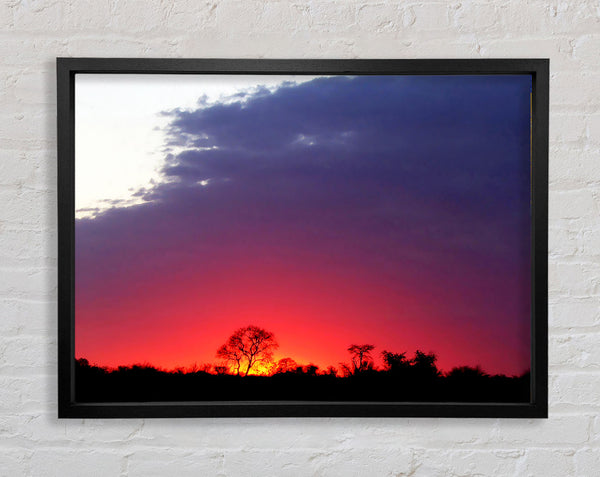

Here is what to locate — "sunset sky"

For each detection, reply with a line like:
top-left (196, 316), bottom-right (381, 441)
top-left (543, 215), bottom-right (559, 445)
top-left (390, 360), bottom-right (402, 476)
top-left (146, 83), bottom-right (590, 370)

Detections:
top-left (75, 74), bottom-right (532, 376)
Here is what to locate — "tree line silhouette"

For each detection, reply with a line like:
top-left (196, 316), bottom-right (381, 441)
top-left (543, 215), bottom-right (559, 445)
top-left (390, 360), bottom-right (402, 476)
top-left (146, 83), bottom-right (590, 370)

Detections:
top-left (75, 325), bottom-right (530, 403)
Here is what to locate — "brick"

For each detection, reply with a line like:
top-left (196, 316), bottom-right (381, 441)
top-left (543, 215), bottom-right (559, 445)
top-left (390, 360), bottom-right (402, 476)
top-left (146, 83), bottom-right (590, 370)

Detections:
top-left (0, 298), bottom-right (55, 336)
top-left (575, 448), bottom-right (600, 476)
top-left (548, 261), bottom-right (600, 297)
top-left (104, 0), bottom-right (164, 33)
top-left (587, 114), bottom-right (600, 144)
top-left (493, 415), bottom-right (590, 445)
top-left (495, 2), bottom-right (551, 36)
top-left (357, 4), bottom-right (402, 33)
top-left (0, 1), bottom-right (13, 28)
top-left (552, 71), bottom-right (600, 107)
top-left (0, 266), bottom-right (56, 300)
top-left (0, 149), bottom-right (56, 192)
top-left (0, 335), bottom-right (57, 372)
top-left (308, 2), bottom-right (357, 33)
top-left (64, 0), bottom-right (113, 30)
top-left (409, 3), bottom-right (453, 31)
top-left (127, 449), bottom-right (223, 476)
top-left (543, 1), bottom-right (600, 35)
top-left (521, 449), bottom-right (576, 476)
top-left (414, 449), bottom-right (523, 477)
top-left (30, 450), bottom-right (122, 477)
top-left (550, 332), bottom-right (600, 369)
top-left (0, 187), bottom-right (56, 228)
top-left (453, 2), bottom-right (501, 33)
top-left (550, 147), bottom-right (600, 185)
top-left (397, 38), bottom-right (482, 57)
top-left (549, 226), bottom-right (581, 257)
top-left (65, 37), bottom-right (178, 58)
top-left (0, 376), bottom-right (47, 414)
top-left (0, 109), bottom-right (49, 147)
top-left (549, 189), bottom-right (598, 220)
top-left (582, 226), bottom-right (600, 255)
top-left (0, 37), bottom-right (68, 67)
top-left (0, 449), bottom-right (32, 477)
top-left (0, 228), bottom-right (56, 266)
top-left (549, 299), bottom-right (600, 328)
top-left (481, 36), bottom-right (575, 71)
top-left (573, 35), bottom-right (600, 68)
top-left (552, 373), bottom-right (600, 407)
top-left (592, 416), bottom-right (600, 445)
top-left (301, 447), bottom-right (414, 476)
top-left (161, 2), bottom-right (218, 32)
top-left (13, 69), bottom-right (55, 105)
top-left (551, 113), bottom-right (587, 144)
top-left (63, 419), bottom-right (146, 444)
top-left (12, 0), bottom-right (66, 31)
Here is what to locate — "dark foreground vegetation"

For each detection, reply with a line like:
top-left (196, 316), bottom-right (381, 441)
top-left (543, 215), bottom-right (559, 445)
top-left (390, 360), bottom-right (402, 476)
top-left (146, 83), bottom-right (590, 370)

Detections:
top-left (76, 327), bottom-right (529, 403)
top-left (75, 359), bottom-right (530, 403)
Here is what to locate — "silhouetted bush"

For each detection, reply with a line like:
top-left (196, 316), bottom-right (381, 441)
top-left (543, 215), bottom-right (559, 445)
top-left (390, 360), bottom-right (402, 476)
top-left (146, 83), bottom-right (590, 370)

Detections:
top-left (75, 359), bottom-right (530, 403)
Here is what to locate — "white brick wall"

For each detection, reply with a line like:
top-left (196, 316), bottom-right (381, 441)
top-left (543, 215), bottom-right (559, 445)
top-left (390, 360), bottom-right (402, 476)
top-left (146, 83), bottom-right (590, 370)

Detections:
top-left (0, 0), bottom-right (598, 475)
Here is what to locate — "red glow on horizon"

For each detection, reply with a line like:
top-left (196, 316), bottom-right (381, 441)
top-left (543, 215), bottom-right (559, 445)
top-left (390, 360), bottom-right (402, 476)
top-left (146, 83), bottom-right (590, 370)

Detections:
top-left (76, 255), bottom-right (530, 377)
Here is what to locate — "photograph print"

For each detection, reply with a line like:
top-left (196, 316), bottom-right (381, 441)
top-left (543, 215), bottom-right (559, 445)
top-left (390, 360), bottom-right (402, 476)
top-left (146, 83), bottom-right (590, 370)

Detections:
top-left (72, 70), bottom-right (533, 407)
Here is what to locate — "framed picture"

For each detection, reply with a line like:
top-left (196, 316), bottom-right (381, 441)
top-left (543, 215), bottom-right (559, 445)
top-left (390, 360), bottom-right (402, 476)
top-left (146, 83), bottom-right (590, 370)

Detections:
top-left (57, 58), bottom-right (548, 418)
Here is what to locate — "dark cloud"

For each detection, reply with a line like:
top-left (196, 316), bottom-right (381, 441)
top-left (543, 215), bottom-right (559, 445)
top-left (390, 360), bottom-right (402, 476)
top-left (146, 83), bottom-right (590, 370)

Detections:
top-left (135, 75), bottom-right (532, 264)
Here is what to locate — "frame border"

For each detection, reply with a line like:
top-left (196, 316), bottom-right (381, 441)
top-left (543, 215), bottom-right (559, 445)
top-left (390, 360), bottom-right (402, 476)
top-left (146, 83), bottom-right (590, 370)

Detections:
top-left (57, 58), bottom-right (549, 418)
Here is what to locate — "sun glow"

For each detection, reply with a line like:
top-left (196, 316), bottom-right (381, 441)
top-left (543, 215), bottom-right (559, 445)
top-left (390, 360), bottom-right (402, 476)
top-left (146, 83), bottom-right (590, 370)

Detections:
top-left (246, 362), bottom-right (275, 376)
top-left (222, 361), bottom-right (275, 377)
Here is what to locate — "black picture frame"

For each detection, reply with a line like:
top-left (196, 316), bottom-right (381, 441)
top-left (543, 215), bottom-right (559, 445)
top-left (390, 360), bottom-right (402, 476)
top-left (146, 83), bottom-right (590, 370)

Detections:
top-left (57, 58), bottom-right (548, 418)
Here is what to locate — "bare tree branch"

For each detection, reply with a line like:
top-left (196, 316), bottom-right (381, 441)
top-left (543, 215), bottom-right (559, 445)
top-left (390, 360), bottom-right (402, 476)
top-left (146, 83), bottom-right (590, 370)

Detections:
top-left (216, 325), bottom-right (278, 376)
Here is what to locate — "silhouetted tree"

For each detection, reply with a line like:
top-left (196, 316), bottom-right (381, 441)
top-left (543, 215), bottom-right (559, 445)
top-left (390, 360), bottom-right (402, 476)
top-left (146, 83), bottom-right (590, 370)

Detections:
top-left (347, 344), bottom-right (375, 374)
top-left (339, 362), bottom-right (353, 377)
top-left (381, 350), bottom-right (410, 373)
top-left (216, 325), bottom-right (278, 376)
top-left (77, 358), bottom-right (90, 367)
top-left (216, 343), bottom-right (244, 376)
top-left (302, 364), bottom-right (319, 376)
top-left (324, 366), bottom-right (338, 377)
top-left (273, 357), bottom-right (298, 374)
top-left (412, 350), bottom-right (440, 378)
top-left (199, 363), bottom-right (213, 374)
top-left (446, 365), bottom-right (488, 380)
top-left (214, 365), bottom-right (228, 375)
